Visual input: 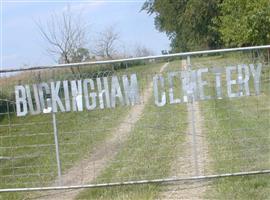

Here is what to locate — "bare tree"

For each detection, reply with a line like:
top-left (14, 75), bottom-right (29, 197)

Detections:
top-left (36, 7), bottom-right (89, 74)
top-left (134, 44), bottom-right (154, 57)
top-left (92, 26), bottom-right (120, 59)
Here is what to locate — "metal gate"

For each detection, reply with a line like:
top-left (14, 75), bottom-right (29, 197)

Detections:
top-left (0, 46), bottom-right (269, 198)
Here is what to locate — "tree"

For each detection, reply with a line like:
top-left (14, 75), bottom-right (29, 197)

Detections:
top-left (36, 7), bottom-right (89, 74)
top-left (143, 0), bottom-right (270, 52)
top-left (134, 45), bottom-right (154, 57)
top-left (142, 0), bottom-right (222, 52)
top-left (58, 47), bottom-right (90, 64)
top-left (92, 26), bottom-right (120, 59)
top-left (216, 0), bottom-right (270, 47)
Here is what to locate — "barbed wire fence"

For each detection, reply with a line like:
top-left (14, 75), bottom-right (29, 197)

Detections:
top-left (0, 46), bottom-right (270, 199)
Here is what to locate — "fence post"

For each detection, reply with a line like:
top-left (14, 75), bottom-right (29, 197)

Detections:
top-left (186, 56), bottom-right (199, 176)
top-left (52, 112), bottom-right (62, 185)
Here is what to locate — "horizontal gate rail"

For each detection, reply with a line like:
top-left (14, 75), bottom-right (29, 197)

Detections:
top-left (0, 170), bottom-right (270, 193)
top-left (1, 45), bottom-right (270, 73)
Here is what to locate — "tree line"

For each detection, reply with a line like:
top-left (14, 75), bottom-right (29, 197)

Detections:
top-left (142, 0), bottom-right (270, 52)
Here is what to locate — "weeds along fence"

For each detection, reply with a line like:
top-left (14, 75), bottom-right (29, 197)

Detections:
top-left (0, 45), bottom-right (270, 193)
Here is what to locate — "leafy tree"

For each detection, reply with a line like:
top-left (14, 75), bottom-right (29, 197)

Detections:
top-left (217, 0), bottom-right (270, 47)
top-left (142, 0), bottom-right (222, 52)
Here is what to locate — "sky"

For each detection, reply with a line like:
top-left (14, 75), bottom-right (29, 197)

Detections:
top-left (1, 0), bottom-right (170, 70)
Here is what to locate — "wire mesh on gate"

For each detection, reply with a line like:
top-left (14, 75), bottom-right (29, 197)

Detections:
top-left (0, 46), bottom-right (270, 198)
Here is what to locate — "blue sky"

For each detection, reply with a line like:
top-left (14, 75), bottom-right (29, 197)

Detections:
top-left (1, 0), bottom-right (170, 69)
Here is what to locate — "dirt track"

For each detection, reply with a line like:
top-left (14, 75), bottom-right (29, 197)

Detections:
top-left (34, 63), bottom-right (169, 200)
top-left (158, 101), bottom-right (210, 200)
top-left (157, 60), bottom-right (210, 199)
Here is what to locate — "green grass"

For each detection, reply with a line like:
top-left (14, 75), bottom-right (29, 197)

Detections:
top-left (0, 62), bottom-right (165, 200)
top-left (202, 96), bottom-right (270, 199)
top-left (77, 103), bottom-right (187, 199)
top-left (198, 54), bottom-right (270, 199)
top-left (1, 51), bottom-right (269, 199)
top-left (76, 62), bottom-right (188, 199)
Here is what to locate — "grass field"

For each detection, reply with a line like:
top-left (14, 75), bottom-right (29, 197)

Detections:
top-left (195, 54), bottom-right (270, 199)
top-left (1, 51), bottom-right (270, 200)
top-left (76, 61), bottom-right (188, 199)
top-left (0, 62), bottom-right (167, 200)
